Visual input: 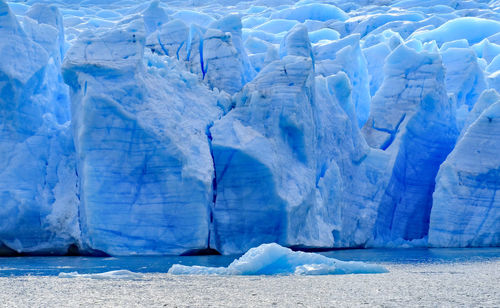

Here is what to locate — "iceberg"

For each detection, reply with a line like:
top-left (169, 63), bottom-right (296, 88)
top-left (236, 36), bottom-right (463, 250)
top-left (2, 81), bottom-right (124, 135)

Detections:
top-left (168, 243), bottom-right (388, 275)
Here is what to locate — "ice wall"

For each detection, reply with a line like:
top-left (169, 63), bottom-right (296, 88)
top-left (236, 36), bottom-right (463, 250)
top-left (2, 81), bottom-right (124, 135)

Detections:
top-left (0, 1), bottom-right (79, 254)
top-left (0, 0), bottom-right (499, 255)
top-left (210, 26), bottom-right (333, 254)
top-left (429, 93), bottom-right (500, 247)
top-left (62, 18), bottom-right (221, 255)
top-left (363, 43), bottom-right (458, 243)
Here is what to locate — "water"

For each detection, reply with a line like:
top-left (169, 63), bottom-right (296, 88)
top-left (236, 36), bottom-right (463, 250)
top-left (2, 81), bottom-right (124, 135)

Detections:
top-left (0, 249), bottom-right (498, 307)
top-left (0, 248), bottom-right (498, 277)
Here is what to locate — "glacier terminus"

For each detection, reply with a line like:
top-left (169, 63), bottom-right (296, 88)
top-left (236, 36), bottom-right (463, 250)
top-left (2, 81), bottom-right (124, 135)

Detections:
top-left (0, 0), bottom-right (499, 256)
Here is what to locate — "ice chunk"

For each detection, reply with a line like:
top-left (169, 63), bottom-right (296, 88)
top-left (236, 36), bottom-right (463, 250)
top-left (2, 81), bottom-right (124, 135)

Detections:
top-left (202, 29), bottom-right (247, 94)
top-left (308, 28), bottom-right (340, 44)
top-left (242, 16), bottom-right (268, 29)
top-left (280, 24), bottom-right (312, 58)
top-left (244, 37), bottom-right (272, 54)
top-left (254, 19), bottom-right (299, 34)
top-left (363, 43), bottom-right (458, 243)
top-left (210, 53), bottom-right (320, 254)
top-left (142, 0), bottom-right (168, 34)
top-left (179, 15), bottom-right (255, 95)
top-left (206, 14), bottom-right (256, 93)
top-left (313, 73), bottom-right (391, 248)
top-left (362, 29), bottom-right (403, 50)
top-left (460, 89), bottom-right (500, 138)
top-left (488, 32), bottom-right (500, 45)
top-left (472, 39), bottom-right (500, 64)
top-left (429, 100), bottom-right (500, 247)
top-left (314, 34), bottom-right (371, 127)
top-left (411, 17), bottom-right (500, 46)
top-left (168, 243), bottom-right (388, 275)
top-left (242, 29), bottom-right (281, 44)
top-left (62, 19), bottom-right (221, 255)
top-left (486, 54), bottom-right (500, 73)
top-left (440, 47), bottom-right (486, 128)
top-left (145, 19), bottom-right (189, 58)
top-left (365, 15), bottom-right (447, 41)
top-left (270, 3), bottom-right (348, 22)
top-left (363, 42), bottom-right (391, 96)
top-left (488, 71), bottom-right (500, 93)
top-left (440, 39), bottom-right (470, 51)
top-left (348, 12), bottom-right (425, 38)
top-left (170, 10), bottom-right (215, 27)
top-left (25, 3), bottom-right (65, 61)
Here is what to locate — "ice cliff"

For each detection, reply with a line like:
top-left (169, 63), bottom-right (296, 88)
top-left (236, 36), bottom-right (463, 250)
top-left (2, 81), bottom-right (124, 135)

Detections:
top-left (0, 0), bottom-right (498, 255)
top-left (62, 18), bottom-right (221, 255)
top-left (0, 1), bottom-right (78, 254)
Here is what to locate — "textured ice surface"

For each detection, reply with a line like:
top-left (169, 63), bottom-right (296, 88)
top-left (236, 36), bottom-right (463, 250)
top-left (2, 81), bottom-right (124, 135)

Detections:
top-left (411, 17), bottom-right (500, 46)
top-left (61, 18), bottom-right (222, 255)
top-left (363, 43), bottom-right (458, 243)
top-left (429, 98), bottom-right (500, 247)
top-left (168, 243), bottom-right (388, 275)
top-left (0, 1), bottom-right (79, 254)
top-left (314, 34), bottom-right (371, 127)
top-left (1, 0), bottom-right (499, 255)
top-left (211, 26), bottom-right (338, 254)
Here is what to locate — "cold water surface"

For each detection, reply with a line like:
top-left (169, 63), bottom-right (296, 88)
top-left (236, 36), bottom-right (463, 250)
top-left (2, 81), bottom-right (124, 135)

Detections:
top-left (0, 248), bottom-right (498, 277)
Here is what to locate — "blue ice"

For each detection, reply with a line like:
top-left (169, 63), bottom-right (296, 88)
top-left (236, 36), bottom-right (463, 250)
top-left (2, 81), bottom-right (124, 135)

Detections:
top-left (0, 0), bottom-right (499, 255)
top-left (168, 243), bottom-right (388, 275)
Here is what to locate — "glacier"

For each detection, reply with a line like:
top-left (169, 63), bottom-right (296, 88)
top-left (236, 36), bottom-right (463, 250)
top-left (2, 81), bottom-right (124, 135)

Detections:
top-left (0, 0), bottom-right (499, 256)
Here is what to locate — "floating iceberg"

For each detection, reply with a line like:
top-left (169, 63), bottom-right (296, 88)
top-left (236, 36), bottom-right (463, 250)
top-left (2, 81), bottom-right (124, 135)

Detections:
top-left (168, 243), bottom-right (388, 275)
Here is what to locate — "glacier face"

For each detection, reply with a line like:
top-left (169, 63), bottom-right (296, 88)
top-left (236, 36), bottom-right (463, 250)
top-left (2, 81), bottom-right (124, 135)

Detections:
top-left (363, 43), bottom-right (459, 243)
top-left (62, 19), bottom-right (221, 255)
top-left (0, 0), bottom-right (499, 255)
top-left (0, 1), bottom-right (79, 254)
top-left (429, 93), bottom-right (500, 247)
